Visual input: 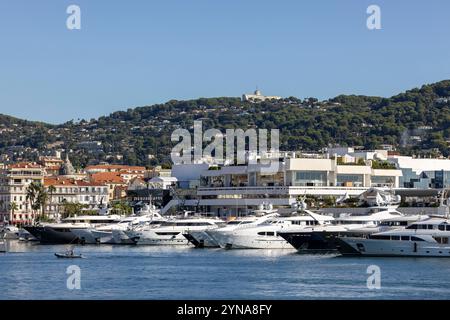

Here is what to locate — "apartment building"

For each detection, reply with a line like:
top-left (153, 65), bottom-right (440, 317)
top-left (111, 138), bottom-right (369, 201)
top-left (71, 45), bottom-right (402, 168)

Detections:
top-left (0, 163), bottom-right (45, 224)
top-left (44, 177), bottom-right (109, 218)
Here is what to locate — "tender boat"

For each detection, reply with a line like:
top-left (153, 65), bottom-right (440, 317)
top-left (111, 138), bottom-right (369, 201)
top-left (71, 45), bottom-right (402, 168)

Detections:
top-left (55, 251), bottom-right (84, 259)
top-left (337, 216), bottom-right (450, 257)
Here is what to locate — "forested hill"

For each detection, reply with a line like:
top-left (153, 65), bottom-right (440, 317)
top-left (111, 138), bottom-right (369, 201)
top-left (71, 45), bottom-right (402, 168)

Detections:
top-left (0, 80), bottom-right (449, 168)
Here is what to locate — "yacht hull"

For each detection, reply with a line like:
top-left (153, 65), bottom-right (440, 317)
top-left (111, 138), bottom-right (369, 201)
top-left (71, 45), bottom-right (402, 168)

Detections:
top-left (278, 231), bottom-right (342, 253)
top-left (71, 229), bottom-right (114, 244)
top-left (183, 231), bottom-right (219, 248)
top-left (111, 230), bottom-right (136, 245)
top-left (207, 230), bottom-right (292, 249)
top-left (337, 237), bottom-right (450, 257)
top-left (24, 226), bottom-right (79, 244)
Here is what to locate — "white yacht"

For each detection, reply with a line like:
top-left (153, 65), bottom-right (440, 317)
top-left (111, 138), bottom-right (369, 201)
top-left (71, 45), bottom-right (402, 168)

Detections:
top-left (24, 215), bottom-right (123, 244)
top-left (338, 216), bottom-right (450, 257)
top-left (184, 216), bottom-right (263, 248)
top-left (72, 214), bottom-right (165, 244)
top-left (127, 218), bottom-right (225, 245)
top-left (278, 207), bottom-right (418, 253)
top-left (71, 204), bottom-right (165, 244)
top-left (184, 203), bottom-right (279, 248)
top-left (211, 211), bottom-right (335, 249)
top-left (0, 225), bottom-right (20, 240)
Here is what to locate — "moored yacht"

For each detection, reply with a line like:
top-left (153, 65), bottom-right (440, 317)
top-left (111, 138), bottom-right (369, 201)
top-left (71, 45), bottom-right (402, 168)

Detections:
top-left (337, 216), bottom-right (450, 257)
top-left (0, 225), bottom-right (20, 240)
top-left (71, 205), bottom-right (165, 244)
top-left (278, 207), bottom-right (418, 253)
top-left (184, 203), bottom-right (280, 248)
top-left (126, 218), bottom-right (225, 245)
top-left (205, 213), bottom-right (280, 249)
top-left (211, 211), bottom-right (335, 249)
top-left (24, 215), bottom-right (123, 244)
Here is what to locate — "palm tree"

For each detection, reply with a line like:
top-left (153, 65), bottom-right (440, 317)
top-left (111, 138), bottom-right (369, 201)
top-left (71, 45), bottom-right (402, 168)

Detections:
top-left (47, 185), bottom-right (56, 220)
top-left (26, 181), bottom-right (48, 222)
top-left (8, 202), bottom-right (18, 225)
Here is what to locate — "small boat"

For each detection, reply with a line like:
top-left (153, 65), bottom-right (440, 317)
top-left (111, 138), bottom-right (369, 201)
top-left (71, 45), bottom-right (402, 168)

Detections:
top-left (54, 250), bottom-right (84, 259)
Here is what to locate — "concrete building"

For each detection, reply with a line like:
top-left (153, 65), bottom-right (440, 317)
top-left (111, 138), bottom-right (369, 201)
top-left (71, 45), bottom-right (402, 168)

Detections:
top-left (389, 156), bottom-right (450, 189)
top-left (163, 155), bottom-right (402, 215)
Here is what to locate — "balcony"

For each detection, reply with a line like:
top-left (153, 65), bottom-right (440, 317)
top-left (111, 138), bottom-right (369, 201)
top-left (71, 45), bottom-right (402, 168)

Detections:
top-left (197, 185), bottom-right (373, 197)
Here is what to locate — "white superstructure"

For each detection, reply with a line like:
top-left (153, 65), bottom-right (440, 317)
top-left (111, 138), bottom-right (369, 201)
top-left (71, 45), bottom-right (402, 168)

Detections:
top-left (338, 217), bottom-right (450, 257)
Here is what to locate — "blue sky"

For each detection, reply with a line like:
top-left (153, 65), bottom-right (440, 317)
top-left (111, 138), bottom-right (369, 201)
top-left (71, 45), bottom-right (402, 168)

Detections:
top-left (0, 0), bottom-right (449, 123)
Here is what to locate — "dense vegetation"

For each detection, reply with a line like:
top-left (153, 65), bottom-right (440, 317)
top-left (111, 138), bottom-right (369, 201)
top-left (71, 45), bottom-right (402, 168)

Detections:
top-left (0, 80), bottom-right (449, 167)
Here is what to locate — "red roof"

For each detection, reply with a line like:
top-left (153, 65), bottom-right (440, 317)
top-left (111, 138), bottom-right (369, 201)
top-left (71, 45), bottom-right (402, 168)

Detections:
top-left (90, 172), bottom-right (126, 184)
top-left (44, 177), bottom-right (105, 187)
top-left (8, 162), bottom-right (43, 169)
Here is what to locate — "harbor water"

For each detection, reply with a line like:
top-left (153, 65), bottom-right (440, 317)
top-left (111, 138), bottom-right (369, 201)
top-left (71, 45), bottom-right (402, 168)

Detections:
top-left (1, 240), bottom-right (450, 300)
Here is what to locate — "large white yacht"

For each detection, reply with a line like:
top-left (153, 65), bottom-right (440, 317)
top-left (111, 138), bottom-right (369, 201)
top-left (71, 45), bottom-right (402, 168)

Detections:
top-left (184, 203), bottom-right (280, 248)
top-left (337, 216), bottom-right (450, 257)
top-left (71, 204), bottom-right (165, 244)
top-left (24, 215), bottom-right (123, 244)
top-left (210, 211), bottom-right (335, 249)
top-left (0, 225), bottom-right (20, 240)
top-left (126, 217), bottom-right (225, 245)
top-left (278, 207), bottom-right (420, 253)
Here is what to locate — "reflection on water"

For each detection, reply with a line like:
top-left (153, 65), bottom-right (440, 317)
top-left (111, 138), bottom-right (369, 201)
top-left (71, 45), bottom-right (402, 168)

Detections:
top-left (1, 240), bottom-right (450, 300)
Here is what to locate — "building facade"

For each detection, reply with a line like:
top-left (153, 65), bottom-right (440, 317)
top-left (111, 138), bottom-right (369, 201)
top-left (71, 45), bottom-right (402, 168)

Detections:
top-left (0, 163), bottom-right (45, 224)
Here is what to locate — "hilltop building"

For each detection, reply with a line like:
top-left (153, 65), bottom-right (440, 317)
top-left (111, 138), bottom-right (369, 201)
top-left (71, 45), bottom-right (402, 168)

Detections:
top-left (242, 89), bottom-right (282, 102)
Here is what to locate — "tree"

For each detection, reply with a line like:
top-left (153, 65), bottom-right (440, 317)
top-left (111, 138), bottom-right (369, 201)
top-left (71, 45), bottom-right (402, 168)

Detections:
top-left (26, 181), bottom-right (49, 222)
top-left (110, 201), bottom-right (132, 216)
top-left (8, 202), bottom-right (18, 225)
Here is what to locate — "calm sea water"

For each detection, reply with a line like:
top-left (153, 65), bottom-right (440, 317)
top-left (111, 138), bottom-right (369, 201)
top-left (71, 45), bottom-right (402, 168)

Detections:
top-left (1, 240), bottom-right (450, 300)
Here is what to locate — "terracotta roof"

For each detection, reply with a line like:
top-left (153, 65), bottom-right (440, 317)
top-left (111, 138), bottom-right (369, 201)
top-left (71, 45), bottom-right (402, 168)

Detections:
top-left (90, 172), bottom-right (126, 184)
top-left (44, 177), bottom-right (106, 187)
top-left (8, 162), bottom-right (43, 169)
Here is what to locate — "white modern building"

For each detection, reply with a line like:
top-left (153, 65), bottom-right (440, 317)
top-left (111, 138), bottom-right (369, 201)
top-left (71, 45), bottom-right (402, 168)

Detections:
top-left (164, 154), bottom-right (402, 215)
top-left (242, 89), bottom-right (282, 102)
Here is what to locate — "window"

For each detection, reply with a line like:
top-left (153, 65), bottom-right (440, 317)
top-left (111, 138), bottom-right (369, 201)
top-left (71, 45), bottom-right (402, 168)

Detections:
top-left (294, 171), bottom-right (327, 187)
top-left (434, 237), bottom-right (449, 244)
top-left (401, 236), bottom-right (410, 241)
top-left (411, 236), bottom-right (425, 242)
top-left (370, 235), bottom-right (390, 240)
top-left (337, 174), bottom-right (363, 187)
